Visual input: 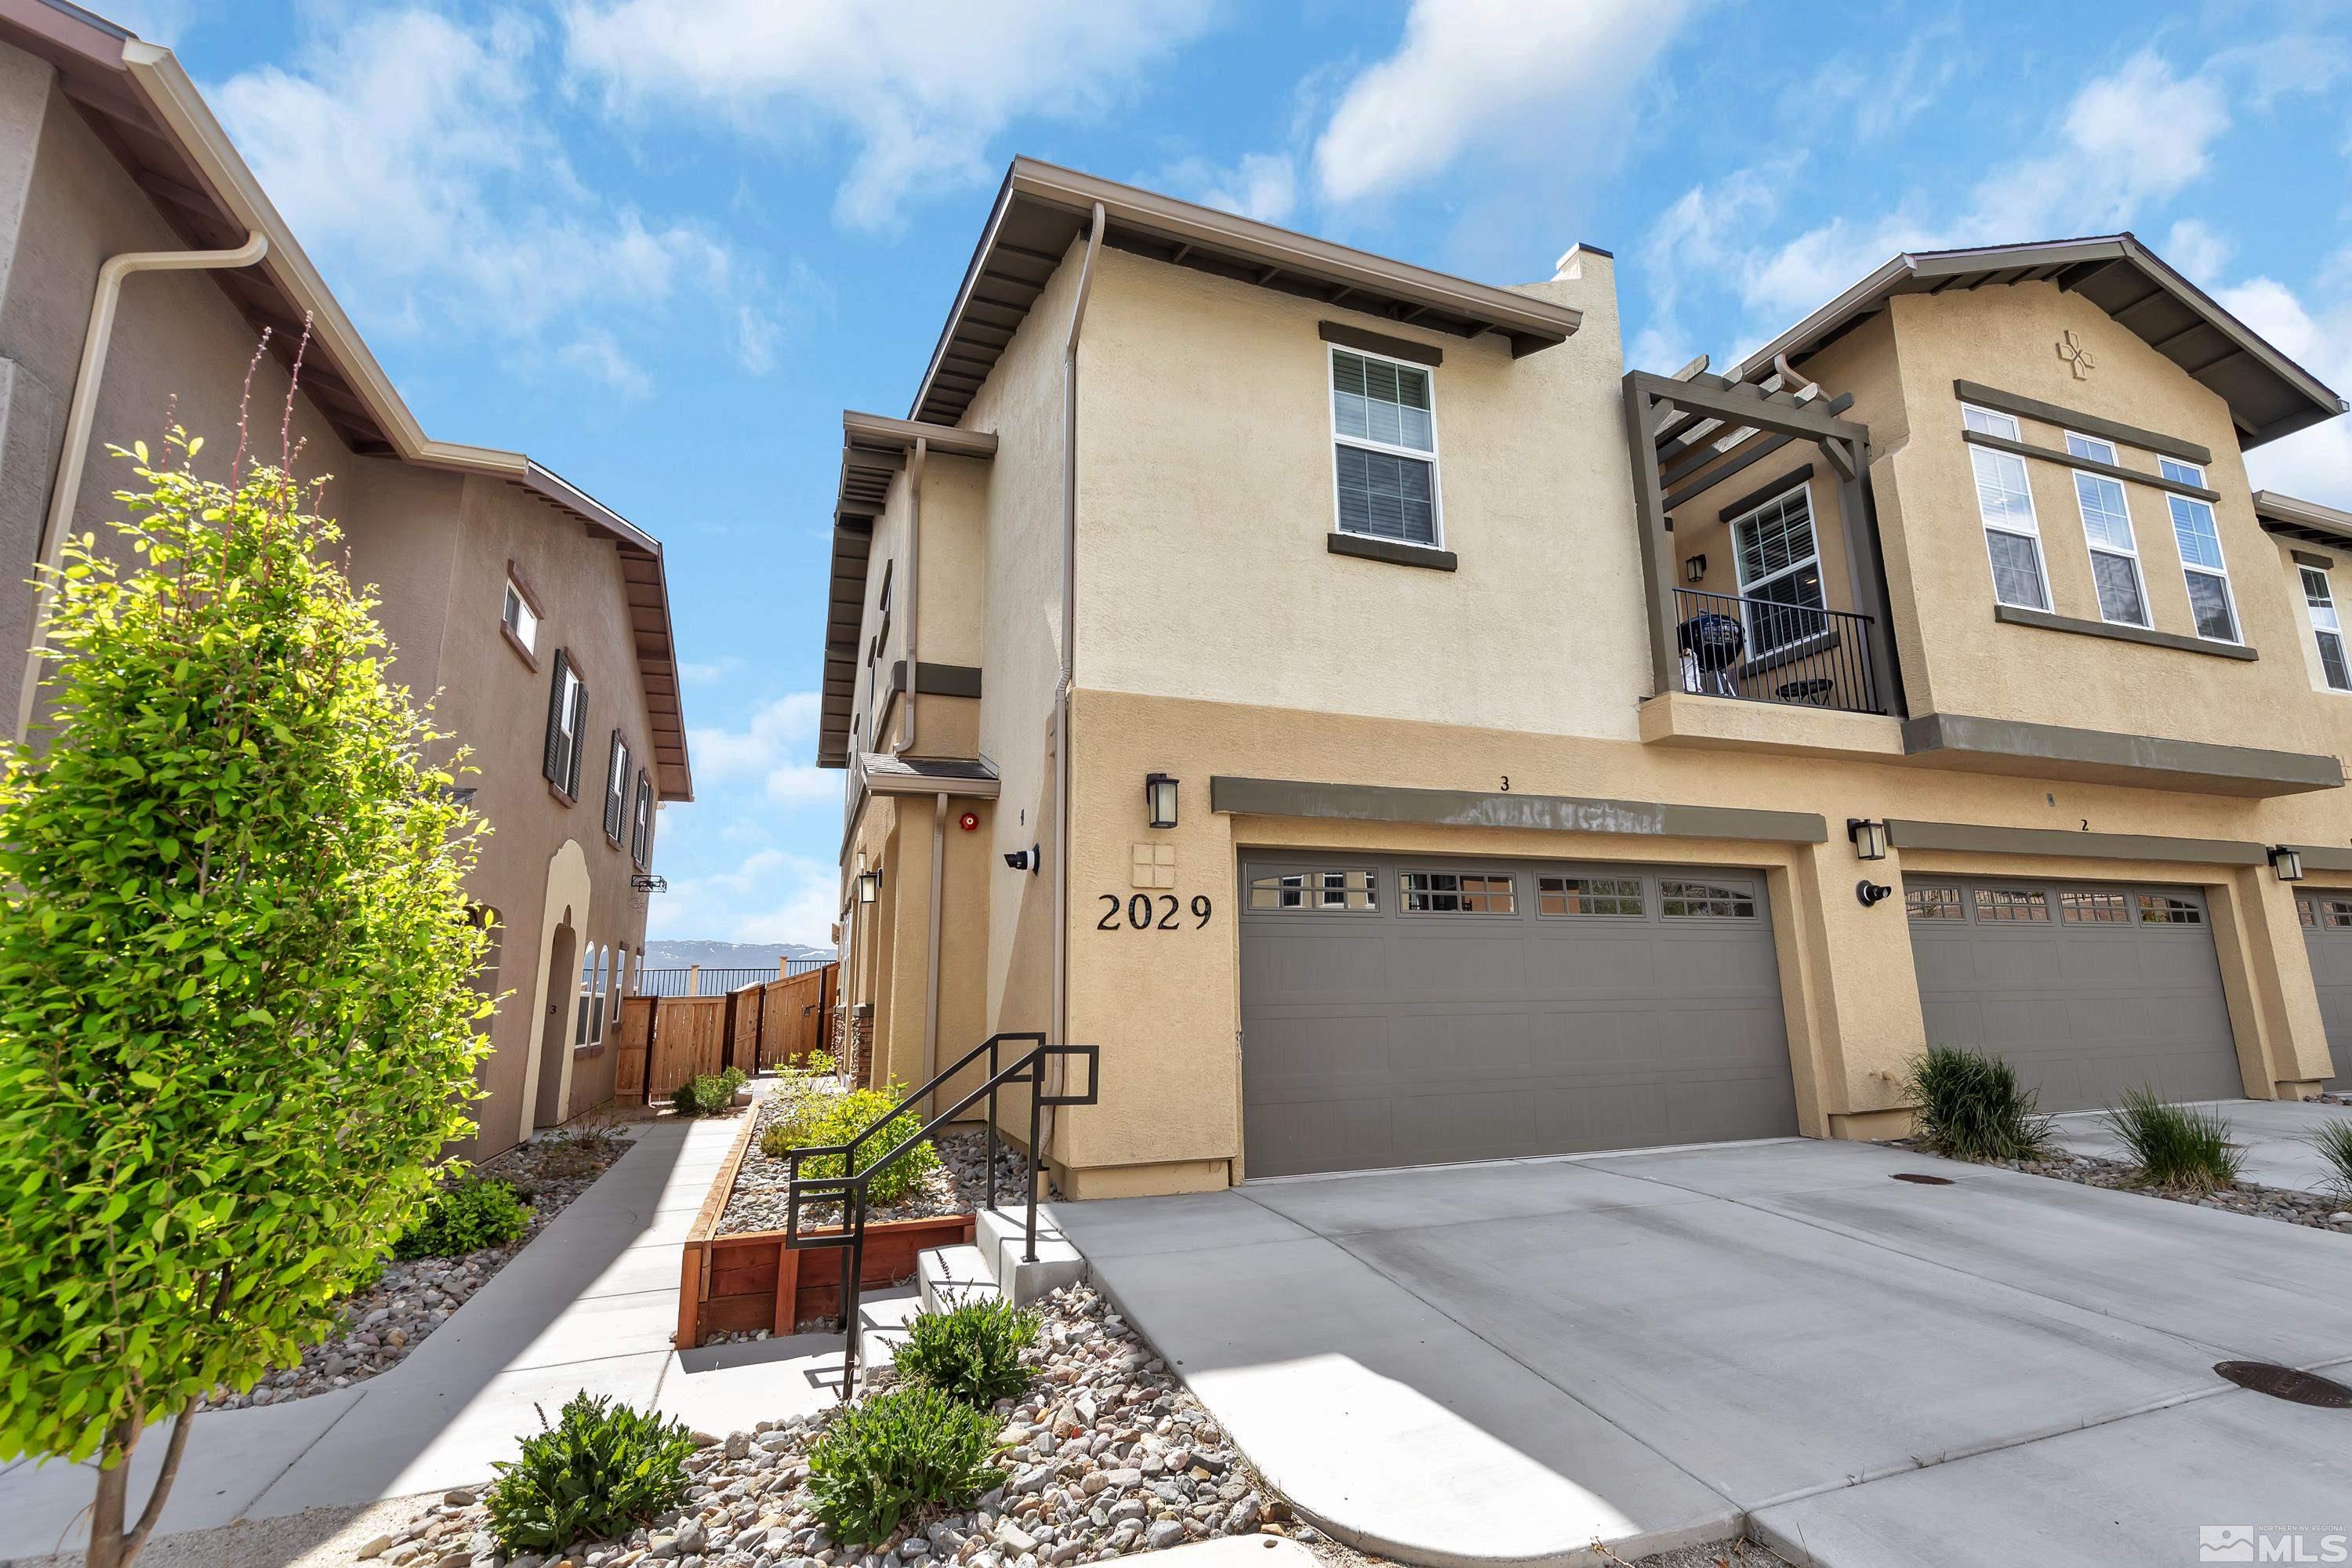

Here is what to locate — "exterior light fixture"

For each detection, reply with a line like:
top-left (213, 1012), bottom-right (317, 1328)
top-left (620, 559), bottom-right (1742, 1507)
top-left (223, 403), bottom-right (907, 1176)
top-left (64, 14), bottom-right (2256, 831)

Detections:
top-left (1684, 554), bottom-right (1708, 585)
top-left (1846, 818), bottom-right (1889, 862)
top-left (1145, 772), bottom-right (1180, 829)
top-left (856, 868), bottom-right (882, 904)
top-left (2270, 846), bottom-right (2306, 883)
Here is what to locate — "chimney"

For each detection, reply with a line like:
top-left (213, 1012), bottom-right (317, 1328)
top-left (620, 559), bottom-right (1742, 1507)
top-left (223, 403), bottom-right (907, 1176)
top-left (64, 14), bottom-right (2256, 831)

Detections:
top-left (1553, 243), bottom-right (1614, 285)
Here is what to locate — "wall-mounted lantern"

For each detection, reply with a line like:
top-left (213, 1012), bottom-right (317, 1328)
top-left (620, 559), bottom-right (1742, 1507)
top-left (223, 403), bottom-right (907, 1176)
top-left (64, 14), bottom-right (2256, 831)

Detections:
top-left (1684, 554), bottom-right (1708, 585)
top-left (2270, 846), bottom-right (2307, 883)
top-left (856, 868), bottom-right (882, 904)
top-left (1846, 818), bottom-right (1889, 862)
top-left (1145, 772), bottom-right (1180, 830)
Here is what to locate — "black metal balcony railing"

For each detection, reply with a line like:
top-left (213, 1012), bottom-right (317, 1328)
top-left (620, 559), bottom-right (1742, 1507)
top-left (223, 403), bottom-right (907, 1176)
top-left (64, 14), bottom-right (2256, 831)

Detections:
top-left (1672, 588), bottom-right (1885, 715)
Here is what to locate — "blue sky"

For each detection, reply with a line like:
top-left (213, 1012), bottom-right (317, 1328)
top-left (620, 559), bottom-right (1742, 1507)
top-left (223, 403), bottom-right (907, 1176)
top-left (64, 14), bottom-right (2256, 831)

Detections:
top-left (123, 0), bottom-right (2352, 949)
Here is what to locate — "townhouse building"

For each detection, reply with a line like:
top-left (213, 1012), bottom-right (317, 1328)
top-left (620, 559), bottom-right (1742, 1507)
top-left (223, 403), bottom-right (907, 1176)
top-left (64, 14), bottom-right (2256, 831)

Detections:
top-left (818, 158), bottom-right (2352, 1197)
top-left (0, 1), bottom-right (692, 1158)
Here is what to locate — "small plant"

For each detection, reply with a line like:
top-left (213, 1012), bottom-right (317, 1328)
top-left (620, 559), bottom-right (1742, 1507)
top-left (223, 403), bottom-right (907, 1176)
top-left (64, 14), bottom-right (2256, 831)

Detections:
top-left (2306, 1117), bottom-right (2352, 1201)
top-left (895, 1300), bottom-right (1039, 1408)
top-left (759, 1083), bottom-right (938, 1205)
top-left (393, 1177), bottom-right (532, 1260)
top-left (803, 1050), bottom-right (837, 1076)
top-left (1904, 1046), bottom-right (2056, 1162)
top-left (2103, 1088), bottom-right (2241, 1193)
top-left (804, 1385), bottom-right (1001, 1545)
top-left (670, 1066), bottom-right (747, 1117)
top-left (483, 1392), bottom-right (697, 1553)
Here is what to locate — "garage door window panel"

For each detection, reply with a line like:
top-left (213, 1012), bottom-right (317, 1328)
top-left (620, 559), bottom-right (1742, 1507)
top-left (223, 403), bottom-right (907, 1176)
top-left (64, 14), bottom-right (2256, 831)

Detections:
top-left (2137, 894), bottom-right (2204, 925)
top-left (1660, 879), bottom-right (1759, 919)
top-left (1905, 885), bottom-right (1967, 920)
top-left (1974, 887), bottom-right (2050, 922)
top-left (1249, 868), bottom-right (1378, 912)
top-left (1537, 875), bottom-right (1645, 917)
top-left (2058, 889), bottom-right (2131, 924)
top-left (1401, 870), bottom-right (1516, 915)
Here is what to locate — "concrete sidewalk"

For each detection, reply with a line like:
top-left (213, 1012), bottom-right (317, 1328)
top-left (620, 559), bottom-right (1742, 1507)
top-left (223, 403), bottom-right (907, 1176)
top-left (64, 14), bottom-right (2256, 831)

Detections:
top-left (0, 1113), bottom-right (872, 1564)
top-left (1051, 1136), bottom-right (2352, 1568)
top-left (2046, 1097), bottom-right (2352, 1196)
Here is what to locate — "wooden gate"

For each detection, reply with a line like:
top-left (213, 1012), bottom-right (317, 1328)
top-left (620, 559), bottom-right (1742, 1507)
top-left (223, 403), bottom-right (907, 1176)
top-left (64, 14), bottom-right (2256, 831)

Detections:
top-left (646, 995), bottom-right (725, 1099)
top-left (615, 995), bottom-right (655, 1100)
top-left (758, 962), bottom-right (837, 1069)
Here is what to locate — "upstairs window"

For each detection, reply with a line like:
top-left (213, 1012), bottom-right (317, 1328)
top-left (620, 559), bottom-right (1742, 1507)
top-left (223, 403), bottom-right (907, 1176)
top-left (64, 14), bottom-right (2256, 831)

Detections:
top-left (603, 731), bottom-right (630, 844)
top-left (501, 574), bottom-right (539, 657)
top-left (2303, 565), bottom-right (2352, 692)
top-left (2064, 436), bottom-right (2148, 628)
top-left (1730, 485), bottom-right (1826, 653)
top-left (2161, 461), bottom-right (2238, 642)
top-left (543, 651), bottom-right (587, 801)
top-left (1962, 406), bottom-right (2047, 611)
top-left (631, 769), bottom-right (655, 867)
top-left (1330, 347), bottom-right (1440, 546)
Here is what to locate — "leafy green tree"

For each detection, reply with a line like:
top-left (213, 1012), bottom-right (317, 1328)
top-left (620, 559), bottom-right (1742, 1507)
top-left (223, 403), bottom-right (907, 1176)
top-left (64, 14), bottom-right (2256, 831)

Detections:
top-left (0, 430), bottom-right (493, 1568)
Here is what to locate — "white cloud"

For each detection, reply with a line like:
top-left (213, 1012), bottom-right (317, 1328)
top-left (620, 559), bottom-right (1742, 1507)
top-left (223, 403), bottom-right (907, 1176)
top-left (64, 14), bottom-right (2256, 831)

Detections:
top-left (2162, 219), bottom-right (2236, 286)
top-left (106, 0), bottom-right (194, 43)
top-left (689, 691), bottom-right (823, 780)
top-left (213, 9), bottom-right (777, 387)
top-left (1310, 0), bottom-right (1703, 206)
top-left (1964, 51), bottom-right (2227, 239)
top-left (652, 848), bottom-right (840, 948)
top-left (2222, 270), bottom-right (2352, 504)
top-left (557, 328), bottom-right (654, 398)
top-left (561, 0), bottom-right (1219, 230)
top-left (1158, 153), bottom-right (1298, 224)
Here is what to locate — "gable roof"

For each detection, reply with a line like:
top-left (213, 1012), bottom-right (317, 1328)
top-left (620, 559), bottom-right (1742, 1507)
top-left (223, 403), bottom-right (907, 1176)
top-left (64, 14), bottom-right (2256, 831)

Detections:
top-left (2255, 490), bottom-right (2352, 550)
top-left (0, 0), bottom-right (692, 799)
top-left (910, 157), bottom-right (1583, 429)
top-left (1732, 235), bottom-right (2345, 450)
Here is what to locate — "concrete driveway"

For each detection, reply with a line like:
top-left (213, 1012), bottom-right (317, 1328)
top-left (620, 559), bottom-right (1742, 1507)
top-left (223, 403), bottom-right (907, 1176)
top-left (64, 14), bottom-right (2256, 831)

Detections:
top-left (1047, 1137), bottom-right (2352, 1568)
top-left (2046, 1098), bottom-right (2352, 1196)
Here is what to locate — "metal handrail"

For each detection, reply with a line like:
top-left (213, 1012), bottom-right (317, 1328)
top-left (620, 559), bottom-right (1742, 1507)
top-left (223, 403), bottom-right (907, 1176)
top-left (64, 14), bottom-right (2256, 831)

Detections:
top-left (782, 1031), bottom-right (1099, 1396)
top-left (1672, 586), bottom-right (1884, 714)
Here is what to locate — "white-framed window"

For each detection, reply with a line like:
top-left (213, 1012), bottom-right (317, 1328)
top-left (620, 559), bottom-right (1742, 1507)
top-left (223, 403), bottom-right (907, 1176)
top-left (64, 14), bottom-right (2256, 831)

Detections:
top-left (543, 651), bottom-right (586, 800)
top-left (2063, 434), bottom-right (2149, 627)
top-left (1730, 484), bottom-right (1828, 654)
top-left (501, 577), bottom-right (539, 654)
top-left (2159, 459), bottom-right (2238, 642)
top-left (576, 942), bottom-right (607, 1047)
top-left (603, 731), bottom-right (630, 844)
top-left (2303, 564), bottom-right (2352, 691)
top-left (631, 769), bottom-right (655, 867)
top-left (1329, 346), bottom-right (1441, 546)
top-left (1962, 405), bottom-right (2048, 610)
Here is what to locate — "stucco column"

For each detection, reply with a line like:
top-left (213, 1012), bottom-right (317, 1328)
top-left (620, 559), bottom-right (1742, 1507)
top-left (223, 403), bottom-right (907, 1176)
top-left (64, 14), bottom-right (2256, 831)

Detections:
top-left (1788, 840), bottom-right (1926, 1139)
top-left (2210, 866), bottom-right (2334, 1097)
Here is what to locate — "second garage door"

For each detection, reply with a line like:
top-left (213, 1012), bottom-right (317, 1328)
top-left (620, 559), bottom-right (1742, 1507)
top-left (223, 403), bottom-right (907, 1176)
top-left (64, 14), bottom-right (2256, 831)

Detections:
top-left (1904, 877), bottom-right (2244, 1112)
top-left (2295, 891), bottom-right (2352, 1090)
top-left (1238, 852), bottom-right (1798, 1178)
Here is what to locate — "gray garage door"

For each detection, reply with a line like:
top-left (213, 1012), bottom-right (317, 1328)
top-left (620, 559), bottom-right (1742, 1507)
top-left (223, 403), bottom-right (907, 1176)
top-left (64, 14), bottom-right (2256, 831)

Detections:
top-left (1238, 852), bottom-right (1798, 1178)
top-left (1904, 877), bottom-right (2243, 1112)
top-left (2295, 891), bottom-right (2352, 1090)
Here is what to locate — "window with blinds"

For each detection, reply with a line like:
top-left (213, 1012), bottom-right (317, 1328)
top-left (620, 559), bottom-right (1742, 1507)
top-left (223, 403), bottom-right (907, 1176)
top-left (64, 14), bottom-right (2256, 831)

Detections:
top-left (1963, 405), bottom-right (2048, 611)
top-left (631, 770), bottom-right (655, 867)
top-left (2303, 565), bottom-right (2352, 692)
top-left (543, 650), bottom-right (588, 800)
top-left (1330, 347), bottom-right (1440, 546)
top-left (2064, 434), bottom-right (2150, 628)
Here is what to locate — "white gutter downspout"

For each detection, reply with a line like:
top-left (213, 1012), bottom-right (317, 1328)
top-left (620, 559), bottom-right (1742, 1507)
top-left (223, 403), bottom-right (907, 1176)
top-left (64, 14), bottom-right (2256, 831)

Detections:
top-left (923, 790), bottom-right (948, 1112)
top-left (16, 232), bottom-right (270, 742)
top-left (1050, 202), bottom-right (1107, 1165)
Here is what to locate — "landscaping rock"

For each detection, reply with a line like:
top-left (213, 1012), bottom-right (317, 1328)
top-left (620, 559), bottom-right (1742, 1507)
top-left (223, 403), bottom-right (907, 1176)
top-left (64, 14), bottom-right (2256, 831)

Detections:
top-left (1899, 1137), bottom-right (2352, 1236)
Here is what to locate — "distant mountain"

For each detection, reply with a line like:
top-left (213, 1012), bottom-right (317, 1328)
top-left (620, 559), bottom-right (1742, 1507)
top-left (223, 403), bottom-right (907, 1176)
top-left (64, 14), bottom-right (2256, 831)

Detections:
top-left (640, 940), bottom-right (835, 968)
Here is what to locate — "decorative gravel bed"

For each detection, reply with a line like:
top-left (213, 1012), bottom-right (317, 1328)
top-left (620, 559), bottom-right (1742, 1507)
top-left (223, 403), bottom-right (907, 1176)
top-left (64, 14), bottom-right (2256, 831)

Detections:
top-left (358, 1282), bottom-right (1294, 1568)
top-left (717, 1085), bottom-right (1029, 1238)
top-left (1896, 1141), bottom-right (2352, 1234)
top-left (201, 1120), bottom-right (638, 1410)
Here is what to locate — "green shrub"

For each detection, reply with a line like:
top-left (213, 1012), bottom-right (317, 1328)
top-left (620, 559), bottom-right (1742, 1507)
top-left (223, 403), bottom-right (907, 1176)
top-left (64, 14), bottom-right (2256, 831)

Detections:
top-left (758, 1083), bottom-right (938, 1205)
top-left (392, 1177), bottom-right (532, 1260)
top-left (2103, 1089), bottom-right (2241, 1192)
top-left (484, 1393), bottom-right (696, 1553)
top-left (1904, 1046), bottom-right (2056, 1162)
top-left (804, 1385), bottom-right (1000, 1545)
top-left (670, 1066), bottom-right (746, 1117)
top-left (895, 1300), bottom-right (1038, 1408)
top-left (803, 1049), bottom-right (837, 1076)
top-left (2305, 1117), bottom-right (2352, 1201)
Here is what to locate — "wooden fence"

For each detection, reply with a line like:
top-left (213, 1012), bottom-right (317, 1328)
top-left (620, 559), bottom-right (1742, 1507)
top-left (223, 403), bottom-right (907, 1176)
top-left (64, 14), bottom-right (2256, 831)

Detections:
top-left (619, 962), bottom-right (839, 1102)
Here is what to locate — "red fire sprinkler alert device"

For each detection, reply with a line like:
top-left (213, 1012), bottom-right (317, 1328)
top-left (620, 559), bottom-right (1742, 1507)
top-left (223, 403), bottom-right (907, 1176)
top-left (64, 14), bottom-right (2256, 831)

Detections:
top-left (958, 811), bottom-right (979, 832)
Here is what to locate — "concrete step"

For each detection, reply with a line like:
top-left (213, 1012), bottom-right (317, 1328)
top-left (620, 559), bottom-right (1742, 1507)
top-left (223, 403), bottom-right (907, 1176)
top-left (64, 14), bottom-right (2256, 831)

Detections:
top-left (855, 1290), bottom-right (924, 1383)
top-left (977, 1205), bottom-right (1087, 1307)
top-left (917, 1243), bottom-right (1002, 1314)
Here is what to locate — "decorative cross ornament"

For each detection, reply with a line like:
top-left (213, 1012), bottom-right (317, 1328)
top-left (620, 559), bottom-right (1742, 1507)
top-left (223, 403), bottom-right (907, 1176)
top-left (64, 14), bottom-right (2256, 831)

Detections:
top-left (2056, 328), bottom-right (2095, 379)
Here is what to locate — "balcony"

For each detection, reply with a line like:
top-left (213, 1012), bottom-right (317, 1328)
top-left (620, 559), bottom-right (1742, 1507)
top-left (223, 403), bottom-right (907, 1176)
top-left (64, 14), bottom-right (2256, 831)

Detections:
top-left (1671, 588), bottom-right (1886, 715)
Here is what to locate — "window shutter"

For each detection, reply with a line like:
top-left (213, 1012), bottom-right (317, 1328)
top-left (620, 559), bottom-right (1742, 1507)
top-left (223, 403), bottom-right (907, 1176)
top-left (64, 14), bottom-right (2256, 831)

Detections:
top-left (565, 677), bottom-right (588, 799)
top-left (603, 731), bottom-right (625, 840)
top-left (543, 649), bottom-right (569, 786)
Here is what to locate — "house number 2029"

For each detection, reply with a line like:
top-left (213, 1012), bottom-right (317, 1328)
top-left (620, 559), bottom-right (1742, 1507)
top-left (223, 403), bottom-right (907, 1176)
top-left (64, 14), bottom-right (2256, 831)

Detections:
top-left (1098, 894), bottom-right (1213, 931)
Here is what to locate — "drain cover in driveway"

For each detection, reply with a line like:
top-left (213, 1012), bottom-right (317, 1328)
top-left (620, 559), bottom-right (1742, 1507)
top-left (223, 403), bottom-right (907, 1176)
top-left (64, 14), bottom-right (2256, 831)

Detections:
top-left (1890, 1173), bottom-right (1954, 1185)
top-left (2215, 1361), bottom-right (2352, 1407)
